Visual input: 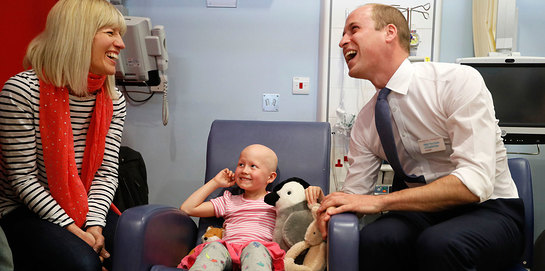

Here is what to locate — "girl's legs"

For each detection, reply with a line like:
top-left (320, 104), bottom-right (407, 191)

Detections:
top-left (189, 241), bottom-right (232, 271)
top-left (240, 241), bottom-right (272, 271)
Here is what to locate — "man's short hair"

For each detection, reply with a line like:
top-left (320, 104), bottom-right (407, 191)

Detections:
top-left (369, 4), bottom-right (411, 53)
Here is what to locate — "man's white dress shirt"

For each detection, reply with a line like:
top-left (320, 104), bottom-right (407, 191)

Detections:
top-left (342, 59), bottom-right (518, 202)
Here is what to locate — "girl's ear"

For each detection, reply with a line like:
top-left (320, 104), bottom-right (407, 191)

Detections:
top-left (267, 172), bottom-right (277, 184)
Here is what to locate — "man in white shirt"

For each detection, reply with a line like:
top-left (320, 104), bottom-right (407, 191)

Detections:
top-left (317, 3), bottom-right (524, 270)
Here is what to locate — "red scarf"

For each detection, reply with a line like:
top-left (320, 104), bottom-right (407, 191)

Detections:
top-left (40, 73), bottom-right (114, 227)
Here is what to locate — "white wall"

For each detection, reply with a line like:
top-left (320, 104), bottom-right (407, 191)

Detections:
top-left (123, 0), bottom-right (321, 207)
top-left (122, 0), bottom-right (545, 237)
top-left (438, 0), bottom-right (474, 62)
top-left (439, 0), bottom-right (545, 62)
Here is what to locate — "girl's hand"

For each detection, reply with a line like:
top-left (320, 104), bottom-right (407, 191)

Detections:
top-left (212, 168), bottom-right (235, 188)
top-left (305, 186), bottom-right (324, 205)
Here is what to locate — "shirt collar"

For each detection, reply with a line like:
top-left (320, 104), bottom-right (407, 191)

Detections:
top-left (382, 58), bottom-right (413, 95)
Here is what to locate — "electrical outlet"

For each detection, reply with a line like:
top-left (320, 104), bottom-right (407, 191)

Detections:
top-left (262, 93), bottom-right (279, 112)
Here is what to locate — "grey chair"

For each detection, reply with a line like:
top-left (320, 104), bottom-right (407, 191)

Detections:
top-left (112, 120), bottom-right (360, 271)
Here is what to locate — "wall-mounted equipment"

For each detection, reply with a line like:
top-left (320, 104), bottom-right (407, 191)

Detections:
top-left (458, 56), bottom-right (545, 144)
top-left (116, 16), bottom-right (170, 125)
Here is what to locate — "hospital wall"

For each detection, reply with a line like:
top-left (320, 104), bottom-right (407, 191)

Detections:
top-left (3, 0), bottom-right (541, 236)
top-left (122, 0), bottom-right (322, 208)
top-left (122, 0), bottom-right (545, 238)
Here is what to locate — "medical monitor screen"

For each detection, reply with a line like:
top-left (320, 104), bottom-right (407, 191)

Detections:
top-left (475, 64), bottom-right (545, 126)
top-left (459, 57), bottom-right (545, 144)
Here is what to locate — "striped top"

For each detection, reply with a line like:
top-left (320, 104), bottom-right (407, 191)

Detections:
top-left (211, 190), bottom-right (276, 244)
top-left (0, 70), bottom-right (126, 228)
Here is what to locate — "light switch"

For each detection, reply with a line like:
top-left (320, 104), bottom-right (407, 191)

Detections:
top-left (292, 77), bottom-right (310, 95)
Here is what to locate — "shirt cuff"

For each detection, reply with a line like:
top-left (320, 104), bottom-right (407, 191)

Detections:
top-left (452, 168), bottom-right (493, 202)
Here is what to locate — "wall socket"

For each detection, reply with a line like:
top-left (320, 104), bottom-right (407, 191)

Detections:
top-left (262, 93), bottom-right (279, 112)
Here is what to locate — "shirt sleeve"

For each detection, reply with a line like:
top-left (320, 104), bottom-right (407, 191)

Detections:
top-left (444, 66), bottom-right (498, 202)
top-left (86, 91), bottom-right (126, 228)
top-left (0, 73), bottom-right (74, 227)
top-left (210, 190), bottom-right (230, 218)
top-left (342, 112), bottom-right (383, 195)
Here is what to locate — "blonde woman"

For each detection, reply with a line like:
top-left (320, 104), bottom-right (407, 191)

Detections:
top-left (0, 0), bottom-right (126, 270)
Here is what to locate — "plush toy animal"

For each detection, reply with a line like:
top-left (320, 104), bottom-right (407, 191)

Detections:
top-left (188, 226), bottom-right (224, 255)
top-left (200, 226), bottom-right (223, 243)
top-left (264, 177), bottom-right (314, 251)
top-left (284, 203), bottom-right (327, 271)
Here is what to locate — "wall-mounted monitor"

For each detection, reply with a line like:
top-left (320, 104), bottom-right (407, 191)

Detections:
top-left (115, 16), bottom-right (168, 88)
top-left (457, 56), bottom-right (545, 144)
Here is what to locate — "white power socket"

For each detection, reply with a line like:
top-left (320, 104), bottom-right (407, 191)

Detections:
top-left (262, 93), bottom-right (279, 112)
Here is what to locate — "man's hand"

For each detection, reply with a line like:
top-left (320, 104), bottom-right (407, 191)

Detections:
top-left (316, 175), bottom-right (480, 239)
top-left (316, 192), bottom-right (384, 238)
top-left (316, 205), bottom-right (334, 240)
top-left (319, 192), bottom-right (383, 215)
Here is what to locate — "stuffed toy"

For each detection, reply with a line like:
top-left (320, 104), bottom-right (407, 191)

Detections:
top-left (284, 203), bottom-right (327, 271)
top-left (264, 177), bottom-right (314, 251)
top-left (188, 226), bottom-right (223, 255)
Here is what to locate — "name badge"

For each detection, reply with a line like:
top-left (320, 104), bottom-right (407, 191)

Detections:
top-left (418, 137), bottom-right (446, 154)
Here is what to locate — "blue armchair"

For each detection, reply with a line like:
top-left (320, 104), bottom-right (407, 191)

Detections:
top-left (508, 157), bottom-right (534, 270)
top-left (113, 120), bottom-right (358, 271)
top-left (326, 157), bottom-right (535, 271)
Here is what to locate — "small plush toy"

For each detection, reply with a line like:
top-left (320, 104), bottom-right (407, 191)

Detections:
top-left (188, 226), bottom-right (223, 255)
top-left (200, 226), bottom-right (223, 243)
top-left (264, 177), bottom-right (314, 251)
top-left (284, 203), bottom-right (327, 271)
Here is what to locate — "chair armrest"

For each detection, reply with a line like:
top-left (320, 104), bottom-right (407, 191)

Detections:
top-left (328, 212), bottom-right (359, 271)
top-left (113, 204), bottom-right (198, 271)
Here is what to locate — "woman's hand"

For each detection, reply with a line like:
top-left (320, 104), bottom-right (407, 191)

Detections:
top-left (87, 226), bottom-right (110, 263)
top-left (66, 223), bottom-right (110, 271)
top-left (66, 223), bottom-right (96, 247)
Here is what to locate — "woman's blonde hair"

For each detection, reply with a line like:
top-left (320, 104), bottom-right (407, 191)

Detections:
top-left (24, 0), bottom-right (126, 99)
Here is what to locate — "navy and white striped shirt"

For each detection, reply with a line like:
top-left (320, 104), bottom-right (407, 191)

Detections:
top-left (0, 70), bottom-right (126, 228)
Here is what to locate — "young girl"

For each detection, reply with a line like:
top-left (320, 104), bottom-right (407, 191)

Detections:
top-left (179, 144), bottom-right (283, 271)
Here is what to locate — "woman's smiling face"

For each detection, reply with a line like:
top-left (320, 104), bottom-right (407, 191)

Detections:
top-left (89, 26), bottom-right (125, 75)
